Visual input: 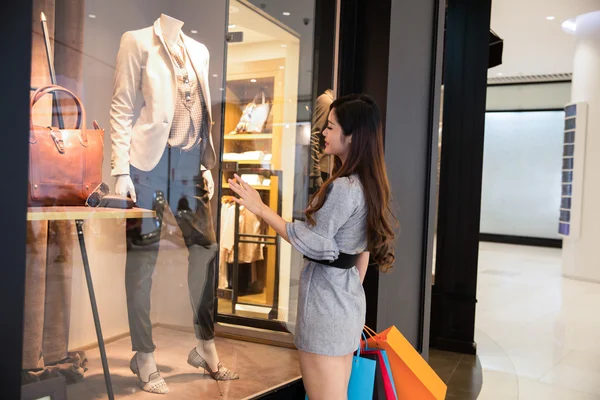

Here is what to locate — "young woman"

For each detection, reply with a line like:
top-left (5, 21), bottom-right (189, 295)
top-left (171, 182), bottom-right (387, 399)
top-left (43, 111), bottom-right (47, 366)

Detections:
top-left (228, 94), bottom-right (396, 400)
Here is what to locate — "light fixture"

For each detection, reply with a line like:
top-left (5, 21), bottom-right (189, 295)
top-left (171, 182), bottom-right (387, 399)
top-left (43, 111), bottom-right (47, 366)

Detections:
top-left (88, 14), bottom-right (97, 19)
top-left (562, 18), bottom-right (577, 34)
top-left (281, 44), bottom-right (287, 48)
top-left (546, 16), bottom-right (556, 21)
top-left (190, 29), bottom-right (198, 34)
top-left (279, 66), bottom-right (285, 70)
top-left (228, 24), bottom-right (237, 29)
top-left (283, 12), bottom-right (291, 16)
top-left (496, 72), bottom-right (504, 76)
top-left (251, 79), bottom-right (257, 83)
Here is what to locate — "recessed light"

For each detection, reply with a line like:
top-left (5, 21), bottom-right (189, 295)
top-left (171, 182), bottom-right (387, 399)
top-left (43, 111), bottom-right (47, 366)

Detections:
top-left (190, 30), bottom-right (198, 34)
top-left (281, 44), bottom-right (287, 48)
top-left (279, 66), bottom-right (285, 69)
top-left (88, 14), bottom-right (97, 19)
top-left (228, 24), bottom-right (237, 29)
top-left (251, 79), bottom-right (257, 83)
top-left (496, 72), bottom-right (504, 76)
top-left (546, 16), bottom-right (556, 21)
top-left (283, 12), bottom-right (291, 16)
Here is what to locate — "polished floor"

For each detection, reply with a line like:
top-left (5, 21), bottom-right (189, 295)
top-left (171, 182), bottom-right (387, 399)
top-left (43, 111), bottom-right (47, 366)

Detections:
top-left (67, 327), bottom-right (300, 399)
top-left (475, 242), bottom-right (600, 400)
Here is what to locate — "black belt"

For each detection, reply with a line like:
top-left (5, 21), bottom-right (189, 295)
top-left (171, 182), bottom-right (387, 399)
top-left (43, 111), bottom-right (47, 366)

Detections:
top-left (304, 252), bottom-right (360, 269)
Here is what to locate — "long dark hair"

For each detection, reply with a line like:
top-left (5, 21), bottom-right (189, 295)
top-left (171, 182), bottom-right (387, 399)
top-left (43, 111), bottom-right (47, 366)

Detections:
top-left (305, 94), bottom-right (397, 271)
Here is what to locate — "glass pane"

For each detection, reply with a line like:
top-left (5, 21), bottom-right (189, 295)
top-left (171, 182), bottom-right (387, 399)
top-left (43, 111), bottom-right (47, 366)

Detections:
top-left (217, 0), bottom-right (326, 338)
top-left (24, 0), bottom-right (327, 397)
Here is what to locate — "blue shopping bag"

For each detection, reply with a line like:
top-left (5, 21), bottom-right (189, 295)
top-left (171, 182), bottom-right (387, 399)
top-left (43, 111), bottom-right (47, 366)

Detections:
top-left (305, 339), bottom-right (377, 399)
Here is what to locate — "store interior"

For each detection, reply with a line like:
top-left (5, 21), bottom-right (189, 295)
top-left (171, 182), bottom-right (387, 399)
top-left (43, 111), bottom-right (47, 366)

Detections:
top-left (432, 0), bottom-right (600, 399)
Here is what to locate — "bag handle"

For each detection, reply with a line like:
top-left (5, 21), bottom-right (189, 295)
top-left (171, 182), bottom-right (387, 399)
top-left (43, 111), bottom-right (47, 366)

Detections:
top-left (363, 325), bottom-right (383, 348)
top-left (30, 85), bottom-right (87, 141)
top-left (252, 90), bottom-right (267, 105)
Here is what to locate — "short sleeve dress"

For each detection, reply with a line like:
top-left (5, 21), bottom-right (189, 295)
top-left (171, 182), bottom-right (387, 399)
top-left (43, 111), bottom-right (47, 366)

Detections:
top-left (286, 175), bottom-right (368, 356)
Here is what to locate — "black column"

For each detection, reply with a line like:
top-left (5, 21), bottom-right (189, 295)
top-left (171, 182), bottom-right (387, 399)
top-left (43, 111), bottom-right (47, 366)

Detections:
top-left (430, 0), bottom-right (492, 354)
top-left (337, 0), bottom-right (393, 332)
top-left (0, 0), bottom-right (33, 397)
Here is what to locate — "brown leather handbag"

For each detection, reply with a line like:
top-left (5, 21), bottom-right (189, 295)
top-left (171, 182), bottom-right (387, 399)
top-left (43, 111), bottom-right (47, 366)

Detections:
top-left (29, 85), bottom-right (104, 206)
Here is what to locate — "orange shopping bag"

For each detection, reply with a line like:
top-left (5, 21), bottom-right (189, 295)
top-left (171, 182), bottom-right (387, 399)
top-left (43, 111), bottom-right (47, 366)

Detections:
top-left (364, 326), bottom-right (447, 400)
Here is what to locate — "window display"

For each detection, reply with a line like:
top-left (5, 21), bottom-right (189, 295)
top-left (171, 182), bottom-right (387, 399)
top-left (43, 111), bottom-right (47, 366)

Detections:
top-left (23, 0), bottom-right (329, 398)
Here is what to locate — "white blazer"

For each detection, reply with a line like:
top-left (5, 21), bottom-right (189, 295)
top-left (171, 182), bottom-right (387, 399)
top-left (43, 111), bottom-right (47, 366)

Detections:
top-left (110, 18), bottom-right (217, 176)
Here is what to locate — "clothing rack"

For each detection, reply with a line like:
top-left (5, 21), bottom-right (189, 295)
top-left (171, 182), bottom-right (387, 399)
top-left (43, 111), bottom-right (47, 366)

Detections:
top-left (220, 162), bottom-right (282, 320)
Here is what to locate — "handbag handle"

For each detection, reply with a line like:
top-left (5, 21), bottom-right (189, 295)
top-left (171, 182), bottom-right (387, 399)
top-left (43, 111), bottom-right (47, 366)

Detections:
top-left (252, 90), bottom-right (267, 105)
top-left (30, 85), bottom-right (87, 144)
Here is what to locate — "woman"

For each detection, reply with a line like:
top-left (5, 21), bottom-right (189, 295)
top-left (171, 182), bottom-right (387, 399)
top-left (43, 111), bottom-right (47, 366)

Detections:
top-left (228, 94), bottom-right (396, 399)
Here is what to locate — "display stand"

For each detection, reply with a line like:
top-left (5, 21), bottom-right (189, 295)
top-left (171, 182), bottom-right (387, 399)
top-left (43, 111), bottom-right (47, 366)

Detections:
top-left (27, 207), bottom-right (155, 400)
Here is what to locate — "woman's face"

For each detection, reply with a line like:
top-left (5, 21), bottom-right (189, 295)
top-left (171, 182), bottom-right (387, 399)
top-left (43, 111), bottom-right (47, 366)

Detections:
top-left (323, 109), bottom-right (352, 161)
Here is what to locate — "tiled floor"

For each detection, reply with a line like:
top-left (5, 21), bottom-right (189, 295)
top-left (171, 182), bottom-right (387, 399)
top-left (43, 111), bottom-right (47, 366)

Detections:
top-left (475, 242), bottom-right (600, 400)
top-left (67, 327), bottom-right (300, 399)
top-left (429, 349), bottom-right (481, 399)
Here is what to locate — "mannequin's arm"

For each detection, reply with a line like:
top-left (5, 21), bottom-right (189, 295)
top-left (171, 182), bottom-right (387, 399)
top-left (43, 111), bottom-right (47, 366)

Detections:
top-left (115, 174), bottom-right (137, 203)
top-left (201, 166), bottom-right (214, 200)
top-left (110, 32), bottom-right (142, 177)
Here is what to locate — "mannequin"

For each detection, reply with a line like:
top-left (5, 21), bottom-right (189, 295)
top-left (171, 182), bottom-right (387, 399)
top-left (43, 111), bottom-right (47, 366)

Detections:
top-left (110, 14), bottom-right (237, 394)
top-left (309, 89), bottom-right (334, 194)
top-left (114, 14), bottom-right (213, 201)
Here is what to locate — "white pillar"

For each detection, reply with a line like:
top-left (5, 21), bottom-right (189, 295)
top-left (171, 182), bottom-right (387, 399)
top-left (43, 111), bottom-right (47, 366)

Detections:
top-left (563, 11), bottom-right (600, 282)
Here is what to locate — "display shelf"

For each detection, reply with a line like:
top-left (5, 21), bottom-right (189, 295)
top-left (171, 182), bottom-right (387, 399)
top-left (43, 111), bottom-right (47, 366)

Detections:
top-left (223, 183), bottom-right (271, 191)
top-left (223, 159), bottom-right (272, 165)
top-left (27, 206), bottom-right (155, 221)
top-left (224, 133), bottom-right (273, 140)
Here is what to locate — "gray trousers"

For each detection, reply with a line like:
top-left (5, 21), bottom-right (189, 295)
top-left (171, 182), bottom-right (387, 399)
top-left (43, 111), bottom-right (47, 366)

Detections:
top-left (126, 146), bottom-right (217, 353)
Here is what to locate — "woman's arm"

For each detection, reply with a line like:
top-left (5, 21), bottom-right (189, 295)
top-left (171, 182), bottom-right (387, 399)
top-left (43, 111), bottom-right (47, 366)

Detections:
top-left (356, 251), bottom-right (370, 283)
top-left (258, 203), bottom-right (289, 242)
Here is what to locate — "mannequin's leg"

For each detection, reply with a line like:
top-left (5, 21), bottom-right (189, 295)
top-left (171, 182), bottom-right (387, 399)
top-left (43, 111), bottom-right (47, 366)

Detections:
top-left (125, 240), bottom-right (159, 381)
top-left (187, 244), bottom-right (219, 369)
top-left (125, 167), bottom-right (164, 383)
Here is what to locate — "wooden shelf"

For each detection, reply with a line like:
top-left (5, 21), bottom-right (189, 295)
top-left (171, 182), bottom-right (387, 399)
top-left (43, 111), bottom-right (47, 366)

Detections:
top-left (27, 206), bottom-right (155, 221)
top-left (222, 159), bottom-right (272, 165)
top-left (224, 133), bottom-right (273, 140)
top-left (223, 183), bottom-right (271, 191)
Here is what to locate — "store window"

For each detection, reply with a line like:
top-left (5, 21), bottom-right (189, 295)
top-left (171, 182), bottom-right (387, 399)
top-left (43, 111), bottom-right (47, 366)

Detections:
top-left (23, 0), bottom-right (333, 398)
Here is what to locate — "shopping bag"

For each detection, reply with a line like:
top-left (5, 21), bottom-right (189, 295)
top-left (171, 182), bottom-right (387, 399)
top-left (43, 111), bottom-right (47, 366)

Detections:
top-left (305, 339), bottom-right (376, 400)
top-left (379, 349), bottom-right (398, 399)
top-left (364, 326), bottom-right (447, 400)
top-left (363, 350), bottom-right (398, 399)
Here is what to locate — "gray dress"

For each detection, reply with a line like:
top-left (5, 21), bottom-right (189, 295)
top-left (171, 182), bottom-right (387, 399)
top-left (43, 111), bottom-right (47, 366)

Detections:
top-left (286, 175), bottom-right (368, 356)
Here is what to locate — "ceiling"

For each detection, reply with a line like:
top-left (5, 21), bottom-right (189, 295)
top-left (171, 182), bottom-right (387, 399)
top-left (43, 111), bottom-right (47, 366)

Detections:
top-left (489, 0), bottom-right (600, 77)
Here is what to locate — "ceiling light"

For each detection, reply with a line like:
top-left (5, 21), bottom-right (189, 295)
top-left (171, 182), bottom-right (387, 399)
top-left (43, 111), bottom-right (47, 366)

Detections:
top-left (251, 79), bottom-right (257, 83)
top-left (496, 72), bottom-right (503, 76)
top-left (88, 14), bottom-right (97, 19)
top-left (281, 44), bottom-right (287, 48)
top-left (279, 66), bottom-right (285, 69)
top-left (190, 30), bottom-right (198, 34)
top-left (562, 18), bottom-right (577, 34)
top-left (546, 16), bottom-right (556, 21)
top-left (228, 24), bottom-right (237, 29)
top-left (283, 12), bottom-right (291, 16)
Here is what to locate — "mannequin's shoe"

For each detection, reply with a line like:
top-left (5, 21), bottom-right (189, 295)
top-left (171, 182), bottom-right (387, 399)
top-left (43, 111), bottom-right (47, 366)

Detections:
top-left (187, 348), bottom-right (239, 381)
top-left (130, 353), bottom-right (169, 394)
